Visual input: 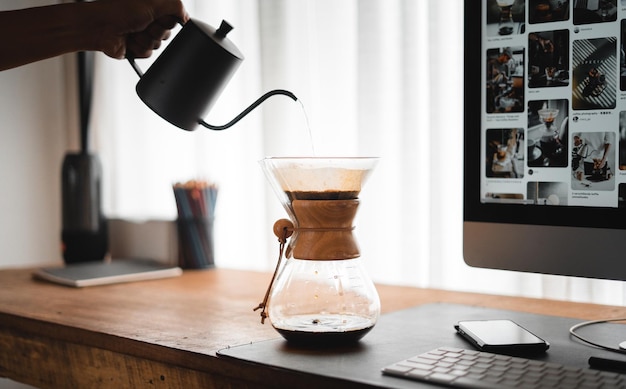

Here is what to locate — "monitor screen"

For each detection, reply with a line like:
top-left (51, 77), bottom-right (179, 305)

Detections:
top-left (463, 0), bottom-right (626, 281)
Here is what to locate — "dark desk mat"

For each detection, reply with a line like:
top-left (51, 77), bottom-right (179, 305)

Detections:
top-left (218, 303), bottom-right (626, 388)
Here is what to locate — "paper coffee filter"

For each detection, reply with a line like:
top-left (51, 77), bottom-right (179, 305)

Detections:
top-left (261, 158), bottom-right (377, 191)
top-left (260, 157), bottom-right (378, 226)
top-left (274, 166), bottom-right (366, 193)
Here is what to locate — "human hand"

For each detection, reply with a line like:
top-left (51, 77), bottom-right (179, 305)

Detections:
top-left (593, 158), bottom-right (606, 169)
top-left (92, 0), bottom-right (189, 59)
top-left (541, 38), bottom-right (554, 53)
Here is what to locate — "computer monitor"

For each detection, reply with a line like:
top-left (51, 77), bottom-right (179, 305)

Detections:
top-left (463, 0), bottom-right (626, 282)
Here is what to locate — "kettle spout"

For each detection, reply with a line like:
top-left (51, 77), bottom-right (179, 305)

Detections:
top-left (199, 89), bottom-right (298, 131)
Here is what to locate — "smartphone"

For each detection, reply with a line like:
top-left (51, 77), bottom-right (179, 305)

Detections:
top-left (455, 319), bottom-right (549, 354)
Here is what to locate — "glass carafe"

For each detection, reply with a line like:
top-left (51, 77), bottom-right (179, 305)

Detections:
top-left (497, 0), bottom-right (515, 35)
top-left (256, 157), bottom-right (380, 346)
top-left (538, 107), bottom-right (560, 157)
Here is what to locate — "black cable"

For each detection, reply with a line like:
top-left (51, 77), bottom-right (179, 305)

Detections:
top-left (78, 50), bottom-right (94, 154)
top-left (77, 0), bottom-right (95, 154)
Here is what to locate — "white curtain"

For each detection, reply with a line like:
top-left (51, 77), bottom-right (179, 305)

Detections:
top-left (91, 0), bottom-right (625, 305)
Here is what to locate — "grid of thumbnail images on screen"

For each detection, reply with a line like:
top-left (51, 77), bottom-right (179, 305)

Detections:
top-left (484, 0), bottom-right (626, 207)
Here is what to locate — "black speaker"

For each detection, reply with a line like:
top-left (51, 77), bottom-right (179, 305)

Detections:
top-left (61, 153), bottom-right (107, 263)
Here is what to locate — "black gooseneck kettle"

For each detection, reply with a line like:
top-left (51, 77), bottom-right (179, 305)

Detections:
top-left (128, 19), bottom-right (297, 131)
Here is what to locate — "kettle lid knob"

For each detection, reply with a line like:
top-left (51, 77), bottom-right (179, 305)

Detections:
top-left (216, 20), bottom-right (234, 37)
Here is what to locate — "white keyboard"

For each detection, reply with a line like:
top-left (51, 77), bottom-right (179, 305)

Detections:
top-left (382, 346), bottom-right (626, 388)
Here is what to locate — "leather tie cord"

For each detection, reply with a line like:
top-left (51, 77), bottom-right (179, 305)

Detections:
top-left (253, 223), bottom-right (290, 324)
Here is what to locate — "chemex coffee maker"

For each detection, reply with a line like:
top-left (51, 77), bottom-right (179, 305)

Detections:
top-left (255, 158), bottom-right (381, 346)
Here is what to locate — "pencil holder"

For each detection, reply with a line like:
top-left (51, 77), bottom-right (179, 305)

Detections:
top-left (176, 217), bottom-right (215, 269)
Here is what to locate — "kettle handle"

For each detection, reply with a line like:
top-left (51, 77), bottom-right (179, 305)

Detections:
top-left (126, 19), bottom-right (228, 79)
top-left (199, 89), bottom-right (298, 131)
top-left (127, 56), bottom-right (144, 78)
top-left (125, 16), bottom-right (189, 78)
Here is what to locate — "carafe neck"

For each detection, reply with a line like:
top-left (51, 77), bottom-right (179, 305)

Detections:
top-left (291, 199), bottom-right (360, 260)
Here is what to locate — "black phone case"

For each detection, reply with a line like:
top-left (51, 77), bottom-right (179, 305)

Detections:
top-left (454, 323), bottom-right (549, 355)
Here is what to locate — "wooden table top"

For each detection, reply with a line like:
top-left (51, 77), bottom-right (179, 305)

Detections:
top-left (0, 267), bottom-right (623, 388)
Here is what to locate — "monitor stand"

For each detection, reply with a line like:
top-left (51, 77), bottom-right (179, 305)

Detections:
top-left (218, 303), bottom-right (626, 388)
